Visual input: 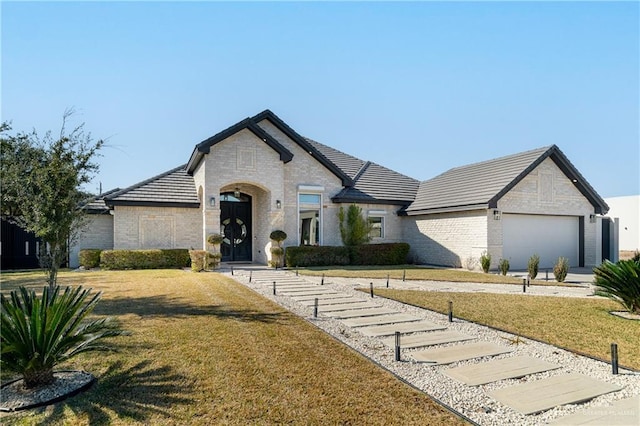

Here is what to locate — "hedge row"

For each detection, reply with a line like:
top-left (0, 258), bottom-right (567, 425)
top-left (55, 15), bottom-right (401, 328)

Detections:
top-left (285, 243), bottom-right (410, 267)
top-left (79, 249), bottom-right (191, 270)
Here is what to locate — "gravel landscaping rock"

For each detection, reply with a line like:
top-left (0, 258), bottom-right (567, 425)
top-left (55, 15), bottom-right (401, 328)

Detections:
top-left (226, 268), bottom-right (640, 426)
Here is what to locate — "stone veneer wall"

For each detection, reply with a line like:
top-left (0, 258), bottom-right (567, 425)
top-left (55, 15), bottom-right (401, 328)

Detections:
top-left (112, 206), bottom-right (201, 250)
top-left (402, 210), bottom-right (488, 268)
top-left (69, 214), bottom-right (114, 268)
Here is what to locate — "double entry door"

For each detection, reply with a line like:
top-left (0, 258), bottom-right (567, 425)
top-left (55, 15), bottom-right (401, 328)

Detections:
top-left (220, 197), bottom-right (252, 262)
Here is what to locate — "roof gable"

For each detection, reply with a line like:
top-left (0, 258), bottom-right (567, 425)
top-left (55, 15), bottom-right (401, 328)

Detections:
top-left (405, 145), bottom-right (608, 215)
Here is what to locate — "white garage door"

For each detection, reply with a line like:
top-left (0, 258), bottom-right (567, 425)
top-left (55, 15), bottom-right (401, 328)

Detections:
top-left (502, 214), bottom-right (579, 270)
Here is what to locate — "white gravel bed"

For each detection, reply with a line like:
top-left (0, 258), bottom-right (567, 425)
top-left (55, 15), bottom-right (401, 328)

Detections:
top-left (225, 269), bottom-right (640, 426)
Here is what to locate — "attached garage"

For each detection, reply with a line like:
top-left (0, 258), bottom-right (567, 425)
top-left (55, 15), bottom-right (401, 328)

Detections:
top-left (502, 214), bottom-right (580, 269)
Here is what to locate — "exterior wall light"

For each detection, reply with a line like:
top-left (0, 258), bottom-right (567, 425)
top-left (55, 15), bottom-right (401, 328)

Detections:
top-left (234, 188), bottom-right (240, 198)
top-left (493, 210), bottom-right (501, 220)
top-left (276, 200), bottom-right (282, 209)
top-left (209, 196), bottom-right (215, 207)
top-left (589, 214), bottom-right (597, 223)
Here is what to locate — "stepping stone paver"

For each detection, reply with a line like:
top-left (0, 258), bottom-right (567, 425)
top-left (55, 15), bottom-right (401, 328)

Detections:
top-left (319, 302), bottom-right (380, 312)
top-left (341, 313), bottom-right (420, 328)
top-left (298, 297), bottom-right (358, 306)
top-left (488, 373), bottom-right (622, 415)
top-left (323, 307), bottom-right (396, 319)
top-left (381, 330), bottom-right (474, 349)
top-left (444, 355), bottom-right (561, 385)
top-left (411, 342), bottom-right (512, 365)
top-left (548, 395), bottom-right (640, 425)
top-left (279, 288), bottom-right (334, 294)
top-left (293, 294), bottom-right (354, 301)
top-left (357, 320), bottom-right (447, 337)
top-left (280, 290), bottom-right (338, 297)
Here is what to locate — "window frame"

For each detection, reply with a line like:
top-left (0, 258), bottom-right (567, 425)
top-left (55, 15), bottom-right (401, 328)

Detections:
top-left (297, 188), bottom-right (323, 246)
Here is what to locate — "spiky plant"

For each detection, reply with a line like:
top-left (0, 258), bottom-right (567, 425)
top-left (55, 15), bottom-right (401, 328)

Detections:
top-left (480, 251), bottom-right (491, 273)
top-left (1, 285), bottom-right (128, 388)
top-left (498, 258), bottom-right (510, 276)
top-left (593, 259), bottom-right (640, 314)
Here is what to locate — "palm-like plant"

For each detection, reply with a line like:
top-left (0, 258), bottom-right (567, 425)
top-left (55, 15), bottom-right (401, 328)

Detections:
top-left (593, 259), bottom-right (640, 314)
top-left (1, 285), bottom-right (128, 388)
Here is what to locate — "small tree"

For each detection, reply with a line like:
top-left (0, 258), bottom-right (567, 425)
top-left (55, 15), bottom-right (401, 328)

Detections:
top-left (528, 254), bottom-right (540, 280)
top-left (269, 230), bottom-right (287, 268)
top-left (207, 233), bottom-right (224, 270)
top-left (1, 111), bottom-right (103, 288)
top-left (338, 204), bottom-right (372, 246)
top-left (553, 257), bottom-right (570, 282)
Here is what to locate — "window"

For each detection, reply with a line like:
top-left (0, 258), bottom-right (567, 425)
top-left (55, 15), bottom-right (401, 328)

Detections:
top-left (299, 193), bottom-right (321, 245)
top-left (369, 216), bottom-right (384, 239)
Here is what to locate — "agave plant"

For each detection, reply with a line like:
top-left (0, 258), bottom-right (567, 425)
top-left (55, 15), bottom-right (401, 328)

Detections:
top-left (1, 285), bottom-right (128, 388)
top-left (593, 259), bottom-right (640, 314)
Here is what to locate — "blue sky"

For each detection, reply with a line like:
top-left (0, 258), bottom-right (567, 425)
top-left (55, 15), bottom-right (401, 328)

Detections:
top-left (2, 1), bottom-right (638, 198)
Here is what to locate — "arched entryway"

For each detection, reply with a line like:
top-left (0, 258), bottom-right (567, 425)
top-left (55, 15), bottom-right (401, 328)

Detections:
top-left (220, 191), bottom-right (252, 261)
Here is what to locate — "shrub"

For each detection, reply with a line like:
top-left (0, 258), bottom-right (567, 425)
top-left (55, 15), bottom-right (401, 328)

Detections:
top-left (632, 250), bottom-right (640, 263)
top-left (528, 254), bottom-right (540, 280)
top-left (269, 230), bottom-right (287, 245)
top-left (593, 259), bottom-right (640, 314)
top-left (1, 285), bottom-right (128, 388)
top-left (480, 251), bottom-right (491, 273)
top-left (270, 246), bottom-right (285, 268)
top-left (349, 243), bottom-right (410, 265)
top-left (338, 204), bottom-right (371, 246)
top-left (189, 250), bottom-right (208, 272)
top-left (100, 249), bottom-right (190, 270)
top-left (78, 249), bottom-right (102, 269)
top-left (207, 252), bottom-right (222, 270)
top-left (498, 258), bottom-right (510, 276)
top-left (207, 233), bottom-right (224, 246)
top-left (285, 246), bottom-right (351, 267)
top-left (553, 257), bottom-right (570, 282)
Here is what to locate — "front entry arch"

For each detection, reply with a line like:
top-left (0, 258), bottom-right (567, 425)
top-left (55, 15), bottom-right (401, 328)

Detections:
top-left (220, 192), bottom-right (252, 262)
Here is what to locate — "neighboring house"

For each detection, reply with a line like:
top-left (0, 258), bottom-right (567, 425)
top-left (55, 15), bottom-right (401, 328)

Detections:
top-left (604, 195), bottom-right (639, 253)
top-left (62, 110), bottom-right (611, 270)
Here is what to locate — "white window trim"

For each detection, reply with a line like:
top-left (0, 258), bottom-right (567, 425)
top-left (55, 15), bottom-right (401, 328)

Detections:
top-left (368, 214), bottom-right (385, 239)
top-left (297, 191), bottom-right (323, 246)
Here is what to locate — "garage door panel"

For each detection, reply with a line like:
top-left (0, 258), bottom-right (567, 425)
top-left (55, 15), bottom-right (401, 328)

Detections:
top-left (503, 214), bottom-right (579, 270)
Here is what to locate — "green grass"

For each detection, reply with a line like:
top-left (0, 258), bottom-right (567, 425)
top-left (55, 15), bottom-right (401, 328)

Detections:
top-left (371, 288), bottom-right (640, 370)
top-left (0, 270), bottom-right (466, 426)
top-left (295, 265), bottom-right (578, 286)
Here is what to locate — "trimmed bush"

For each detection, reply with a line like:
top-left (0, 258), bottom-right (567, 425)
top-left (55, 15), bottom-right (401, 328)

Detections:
top-left (593, 259), bottom-right (640, 314)
top-left (498, 258), bottom-right (510, 276)
top-left (553, 256), bottom-right (570, 282)
top-left (480, 251), bottom-right (491, 273)
top-left (528, 254), bottom-right (540, 280)
top-left (269, 230), bottom-right (287, 244)
top-left (207, 233), bottom-right (224, 245)
top-left (285, 243), bottom-right (409, 267)
top-left (78, 249), bottom-right (102, 269)
top-left (100, 249), bottom-right (191, 270)
top-left (285, 246), bottom-right (351, 267)
top-left (189, 250), bottom-right (208, 272)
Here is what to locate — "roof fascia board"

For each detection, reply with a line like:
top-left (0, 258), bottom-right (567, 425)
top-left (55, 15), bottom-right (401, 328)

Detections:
top-left (403, 203), bottom-right (488, 216)
top-left (105, 200), bottom-right (200, 208)
top-left (331, 196), bottom-right (412, 206)
top-left (253, 110), bottom-right (354, 187)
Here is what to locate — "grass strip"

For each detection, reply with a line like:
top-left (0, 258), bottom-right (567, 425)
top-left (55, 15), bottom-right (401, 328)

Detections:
top-left (372, 288), bottom-right (640, 370)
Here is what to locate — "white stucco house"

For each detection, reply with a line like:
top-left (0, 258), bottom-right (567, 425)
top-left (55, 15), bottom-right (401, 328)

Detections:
top-left (72, 109), bottom-right (612, 270)
top-left (604, 195), bottom-right (639, 253)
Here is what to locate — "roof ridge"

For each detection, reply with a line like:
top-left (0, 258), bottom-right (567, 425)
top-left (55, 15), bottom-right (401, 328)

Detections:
top-left (353, 161), bottom-right (371, 182)
top-left (446, 145), bottom-right (553, 173)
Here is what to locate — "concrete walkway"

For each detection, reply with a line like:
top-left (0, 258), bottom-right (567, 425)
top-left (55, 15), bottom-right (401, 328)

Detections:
top-left (224, 266), bottom-right (638, 425)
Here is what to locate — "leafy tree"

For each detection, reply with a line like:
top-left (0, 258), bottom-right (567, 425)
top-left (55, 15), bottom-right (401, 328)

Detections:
top-left (1, 111), bottom-right (103, 288)
top-left (338, 204), bottom-right (372, 246)
top-left (1, 285), bottom-right (128, 388)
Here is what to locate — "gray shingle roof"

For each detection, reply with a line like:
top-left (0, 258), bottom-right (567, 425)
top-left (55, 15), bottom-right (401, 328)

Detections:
top-left (305, 138), bottom-right (366, 180)
top-left (105, 165), bottom-right (199, 208)
top-left (81, 188), bottom-right (121, 213)
top-left (405, 145), bottom-right (608, 215)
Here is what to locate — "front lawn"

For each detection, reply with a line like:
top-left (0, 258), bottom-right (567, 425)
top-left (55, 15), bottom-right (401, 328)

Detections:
top-left (0, 270), bottom-right (466, 425)
top-left (371, 288), bottom-right (640, 370)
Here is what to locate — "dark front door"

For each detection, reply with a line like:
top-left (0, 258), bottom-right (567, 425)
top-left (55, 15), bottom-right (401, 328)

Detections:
top-left (220, 194), bottom-right (252, 262)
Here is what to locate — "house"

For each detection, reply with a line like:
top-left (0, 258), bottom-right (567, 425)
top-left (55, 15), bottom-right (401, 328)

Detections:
top-left (71, 109), bottom-right (611, 270)
top-left (604, 195), bottom-right (639, 254)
